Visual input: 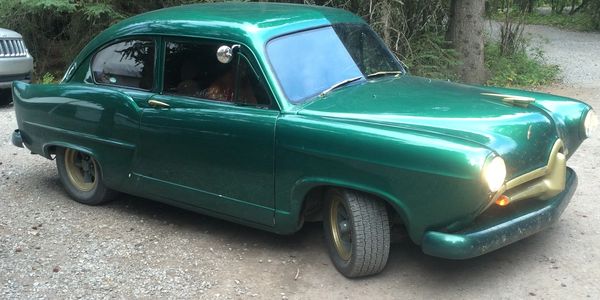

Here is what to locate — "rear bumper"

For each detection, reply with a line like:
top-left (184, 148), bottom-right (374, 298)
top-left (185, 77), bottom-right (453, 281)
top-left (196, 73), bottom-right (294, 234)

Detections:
top-left (11, 129), bottom-right (24, 148)
top-left (421, 167), bottom-right (577, 259)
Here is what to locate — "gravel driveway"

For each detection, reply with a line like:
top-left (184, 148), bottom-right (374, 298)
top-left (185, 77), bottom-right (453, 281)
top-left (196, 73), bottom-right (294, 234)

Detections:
top-left (1, 25), bottom-right (600, 299)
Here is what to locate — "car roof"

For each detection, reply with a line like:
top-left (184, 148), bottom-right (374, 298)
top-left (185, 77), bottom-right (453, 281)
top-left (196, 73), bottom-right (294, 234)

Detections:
top-left (134, 2), bottom-right (363, 36)
top-left (71, 3), bottom-right (363, 66)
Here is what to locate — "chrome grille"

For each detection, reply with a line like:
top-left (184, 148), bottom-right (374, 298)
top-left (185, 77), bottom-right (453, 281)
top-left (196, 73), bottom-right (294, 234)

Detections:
top-left (0, 39), bottom-right (28, 57)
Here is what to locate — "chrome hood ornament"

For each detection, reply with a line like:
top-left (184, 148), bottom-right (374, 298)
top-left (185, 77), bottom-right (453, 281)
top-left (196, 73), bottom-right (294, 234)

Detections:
top-left (481, 92), bottom-right (536, 107)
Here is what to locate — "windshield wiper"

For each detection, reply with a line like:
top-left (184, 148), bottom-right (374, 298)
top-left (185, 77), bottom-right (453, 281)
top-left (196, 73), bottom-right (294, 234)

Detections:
top-left (319, 76), bottom-right (363, 97)
top-left (366, 71), bottom-right (403, 78)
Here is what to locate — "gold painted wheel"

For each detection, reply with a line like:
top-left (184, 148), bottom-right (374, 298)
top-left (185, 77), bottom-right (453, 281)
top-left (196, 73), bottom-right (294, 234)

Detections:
top-left (63, 148), bottom-right (98, 192)
top-left (329, 194), bottom-right (352, 261)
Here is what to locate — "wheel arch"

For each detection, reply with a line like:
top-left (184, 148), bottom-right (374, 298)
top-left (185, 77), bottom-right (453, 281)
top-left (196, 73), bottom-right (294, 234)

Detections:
top-left (43, 142), bottom-right (107, 180)
top-left (288, 177), bottom-right (413, 236)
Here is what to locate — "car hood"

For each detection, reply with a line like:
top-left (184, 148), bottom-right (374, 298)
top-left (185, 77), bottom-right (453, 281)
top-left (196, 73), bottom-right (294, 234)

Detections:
top-left (0, 28), bottom-right (22, 39)
top-left (298, 76), bottom-right (559, 177)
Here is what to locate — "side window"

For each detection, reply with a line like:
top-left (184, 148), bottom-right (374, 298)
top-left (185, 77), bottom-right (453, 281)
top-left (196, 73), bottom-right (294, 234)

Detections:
top-left (91, 39), bottom-right (155, 90)
top-left (163, 40), bottom-right (271, 106)
top-left (163, 41), bottom-right (223, 99)
top-left (236, 55), bottom-right (272, 106)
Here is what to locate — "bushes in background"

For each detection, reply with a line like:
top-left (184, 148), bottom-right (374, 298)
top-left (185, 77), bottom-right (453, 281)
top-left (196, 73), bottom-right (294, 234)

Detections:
top-left (0, 0), bottom-right (459, 81)
top-left (0, 0), bottom-right (572, 86)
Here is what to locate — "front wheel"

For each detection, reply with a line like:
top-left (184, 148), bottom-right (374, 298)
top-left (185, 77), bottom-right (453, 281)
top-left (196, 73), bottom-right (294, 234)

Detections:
top-left (56, 147), bottom-right (115, 205)
top-left (323, 188), bottom-right (390, 278)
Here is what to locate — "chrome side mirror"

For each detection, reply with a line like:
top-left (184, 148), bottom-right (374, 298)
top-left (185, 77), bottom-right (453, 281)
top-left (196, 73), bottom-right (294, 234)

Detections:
top-left (216, 44), bottom-right (241, 64)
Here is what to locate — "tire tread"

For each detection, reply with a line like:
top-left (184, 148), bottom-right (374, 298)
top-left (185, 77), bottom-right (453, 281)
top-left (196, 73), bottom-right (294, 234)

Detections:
top-left (56, 147), bottom-right (116, 205)
top-left (324, 188), bottom-right (390, 278)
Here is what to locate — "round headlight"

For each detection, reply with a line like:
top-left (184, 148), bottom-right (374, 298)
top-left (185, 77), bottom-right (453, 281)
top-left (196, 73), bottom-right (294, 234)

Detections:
top-left (584, 109), bottom-right (598, 138)
top-left (483, 156), bottom-right (506, 192)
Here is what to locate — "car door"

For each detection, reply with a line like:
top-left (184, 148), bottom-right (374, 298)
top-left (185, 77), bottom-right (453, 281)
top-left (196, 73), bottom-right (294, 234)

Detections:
top-left (132, 38), bottom-right (278, 226)
top-left (86, 37), bottom-right (159, 193)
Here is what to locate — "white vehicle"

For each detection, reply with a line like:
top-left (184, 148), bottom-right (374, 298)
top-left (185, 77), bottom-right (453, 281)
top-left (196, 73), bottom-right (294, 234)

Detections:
top-left (0, 28), bottom-right (33, 105)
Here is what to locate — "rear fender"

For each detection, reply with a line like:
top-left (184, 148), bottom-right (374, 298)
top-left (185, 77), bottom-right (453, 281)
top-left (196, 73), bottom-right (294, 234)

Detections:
top-left (41, 142), bottom-right (94, 160)
top-left (12, 81), bottom-right (142, 192)
top-left (41, 143), bottom-right (107, 181)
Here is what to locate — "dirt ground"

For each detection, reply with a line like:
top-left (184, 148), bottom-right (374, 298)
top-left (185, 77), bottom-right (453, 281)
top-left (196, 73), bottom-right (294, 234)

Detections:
top-left (2, 27), bottom-right (600, 299)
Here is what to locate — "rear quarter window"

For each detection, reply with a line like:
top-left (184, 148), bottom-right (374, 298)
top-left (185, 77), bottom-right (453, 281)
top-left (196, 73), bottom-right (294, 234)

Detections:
top-left (91, 39), bottom-right (155, 90)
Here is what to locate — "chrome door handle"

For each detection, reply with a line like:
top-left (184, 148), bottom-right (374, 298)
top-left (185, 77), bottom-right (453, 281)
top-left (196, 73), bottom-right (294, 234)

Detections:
top-left (148, 99), bottom-right (170, 109)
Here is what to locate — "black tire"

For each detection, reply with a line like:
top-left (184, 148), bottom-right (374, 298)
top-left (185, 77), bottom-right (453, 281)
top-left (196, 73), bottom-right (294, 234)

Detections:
top-left (323, 188), bottom-right (390, 278)
top-left (56, 147), bottom-right (116, 205)
top-left (0, 89), bottom-right (12, 106)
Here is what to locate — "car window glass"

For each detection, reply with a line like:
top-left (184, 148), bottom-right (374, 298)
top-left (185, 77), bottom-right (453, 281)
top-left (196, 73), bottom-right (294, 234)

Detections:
top-left (236, 55), bottom-right (271, 106)
top-left (91, 39), bottom-right (155, 90)
top-left (333, 24), bottom-right (400, 75)
top-left (163, 40), bottom-right (270, 106)
top-left (266, 24), bottom-right (403, 104)
top-left (266, 26), bottom-right (363, 103)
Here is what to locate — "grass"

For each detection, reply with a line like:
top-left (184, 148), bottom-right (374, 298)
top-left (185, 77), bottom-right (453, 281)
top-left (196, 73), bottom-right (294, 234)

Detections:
top-left (520, 12), bottom-right (596, 31)
top-left (492, 11), bottom-right (597, 32)
top-left (484, 42), bottom-right (560, 87)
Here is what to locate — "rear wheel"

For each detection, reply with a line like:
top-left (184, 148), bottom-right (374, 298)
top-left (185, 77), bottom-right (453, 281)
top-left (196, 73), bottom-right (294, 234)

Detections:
top-left (56, 148), bottom-right (115, 205)
top-left (323, 188), bottom-right (390, 278)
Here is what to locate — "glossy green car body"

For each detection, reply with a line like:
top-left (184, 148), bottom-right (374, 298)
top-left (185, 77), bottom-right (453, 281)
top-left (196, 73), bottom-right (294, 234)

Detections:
top-left (11, 3), bottom-right (594, 260)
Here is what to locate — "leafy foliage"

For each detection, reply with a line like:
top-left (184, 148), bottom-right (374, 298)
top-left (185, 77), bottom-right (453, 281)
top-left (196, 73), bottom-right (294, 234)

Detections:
top-left (0, 0), bottom-right (576, 87)
top-left (311, 0), bottom-right (457, 80)
top-left (486, 0), bottom-right (563, 86)
top-left (403, 33), bottom-right (459, 81)
top-left (496, 0), bottom-right (527, 56)
top-left (0, 0), bottom-right (460, 82)
top-left (520, 11), bottom-right (595, 30)
top-left (489, 0), bottom-right (600, 31)
top-left (41, 72), bottom-right (56, 84)
top-left (485, 41), bottom-right (559, 86)
top-left (0, 0), bottom-right (128, 78)
top-left (589, 0), bottom-right (600, 29)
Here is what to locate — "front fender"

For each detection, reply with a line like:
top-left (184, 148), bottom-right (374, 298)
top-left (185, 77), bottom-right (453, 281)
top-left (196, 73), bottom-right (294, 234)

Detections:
top-left (274, 114), bottom-right (495, 242)
top-left (276, 176), bottom-right (412, 235)
top-left (483, 86), bottom-right (592, 157)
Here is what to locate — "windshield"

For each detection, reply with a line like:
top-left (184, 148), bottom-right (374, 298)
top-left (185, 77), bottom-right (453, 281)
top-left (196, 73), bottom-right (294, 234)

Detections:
top-left (266, 23), bottom-right (403, 104)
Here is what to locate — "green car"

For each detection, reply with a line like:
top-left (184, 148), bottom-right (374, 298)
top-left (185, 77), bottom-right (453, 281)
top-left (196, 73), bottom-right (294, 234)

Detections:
top-left (10, 3), bottom-right (597, 277)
